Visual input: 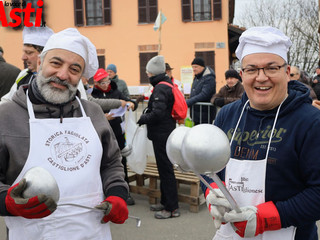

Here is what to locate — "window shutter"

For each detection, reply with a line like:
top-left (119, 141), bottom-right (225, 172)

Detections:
top-left (74, 0), bottom-right (84, 26)
top-left (149, 0), bottom-right (158, 22)
top-left (138, 0), bottom-right (147, 23)
top-left (103, 0), bottom-right (111, 24)
top-left (195, 51), bottom-right (215, 71)
top-left (98, 55), bottom-right (106, 69)
top-left (181, 0), bottom-right (191, 22)
top-left (213, 0), bottom-right (222, 20)
top-left (139, 52), bottom-right (157, 84)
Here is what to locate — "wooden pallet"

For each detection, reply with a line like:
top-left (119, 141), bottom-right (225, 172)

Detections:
top-left (128, 162), bottom-right (205, 213)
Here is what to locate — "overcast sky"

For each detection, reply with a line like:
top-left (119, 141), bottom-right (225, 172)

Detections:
top-left (233, 0), bottom-right (253, 25)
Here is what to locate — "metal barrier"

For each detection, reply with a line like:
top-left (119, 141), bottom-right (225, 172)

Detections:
top-left (130, 100), bottom-right (216, 124)
top-left (190, 102), bottom-right (216, 124)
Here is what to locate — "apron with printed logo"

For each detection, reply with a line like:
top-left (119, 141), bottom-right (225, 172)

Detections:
top-left (5, 95), bottom-right (111, 240)
top-left (213, 100), bottom-right (296, 240)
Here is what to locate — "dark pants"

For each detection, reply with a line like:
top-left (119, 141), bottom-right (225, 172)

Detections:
top-left (110, 121), bottom-right (129, 185)
top-left (152, 137), bottom-right (179, 212)
top-left (121, 156), bottom-right (129, 184)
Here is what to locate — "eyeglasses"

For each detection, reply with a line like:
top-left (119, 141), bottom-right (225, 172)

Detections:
top-left (290, 73), bottom-right (298, 77)
top-left (242, 63), bottom-right (287, 78)
top-left (99, 80), bottom-right (110, 85)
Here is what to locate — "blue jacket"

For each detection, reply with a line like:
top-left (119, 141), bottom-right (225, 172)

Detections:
top-left (186, 67), bottom-right (216, 124)
top-left (202, 81), bottom-right (320, 240)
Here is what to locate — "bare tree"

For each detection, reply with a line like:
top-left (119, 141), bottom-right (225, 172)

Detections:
top-left (234, 0), bottom-right (319, 74)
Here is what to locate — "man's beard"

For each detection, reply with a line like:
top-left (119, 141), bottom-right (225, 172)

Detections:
top-left (36, 72), bottom-right (79, 105)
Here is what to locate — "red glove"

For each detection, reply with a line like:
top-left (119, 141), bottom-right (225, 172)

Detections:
top-left (5, 179), bottom-right (57, 219)
top-left (96, 196), bottom-right (128, 224)
top-left (205, 182), bottom-right (232, 229)
top-left (224, 201), bottom-right (281, 237)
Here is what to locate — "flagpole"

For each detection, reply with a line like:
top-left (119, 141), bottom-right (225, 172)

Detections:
top-left (158, 9), bottom-right (162, 55)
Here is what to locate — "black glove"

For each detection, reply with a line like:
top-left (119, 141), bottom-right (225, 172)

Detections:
top-left (137, 115), bottom-right (146, 126)
top-left (214, 98), bottom-right (225, 107)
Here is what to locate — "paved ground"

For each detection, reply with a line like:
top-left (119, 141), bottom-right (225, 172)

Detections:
top-left (0, 192), bottom-right (216, 240)
top-left (1, 193), bottom-right (320, 240)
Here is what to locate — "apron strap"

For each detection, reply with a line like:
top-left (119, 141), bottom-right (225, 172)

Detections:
top-left (265, 98), bottom-right (285, 160)
top-left (26, 90), bottom-right (35, 120)
top-left (230, 100), bottom-right (249, 145)
top-left (75, 97), bottom-right (87, 117)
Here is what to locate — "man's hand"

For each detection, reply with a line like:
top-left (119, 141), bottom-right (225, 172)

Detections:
top-left (5, 179), bottom-right (57, 219)
top-left (120, 100), bottom-right (127, 108)
top-left (126, 102), bottom-right (135, 110)
top-left (223, 201), bottom-right (281, 238)
top-left (214, 98), bottom-right (225, 108)
top-left (96, 196), bottom-right (128, 224)
top-left (312, 100), bottom-right (320, 110)
top-left (105, 113), bottom-right (115, 121)
top-left (137, 116), bottom-right (146, 126)
top-left (205, 182), bottom-right (232, 229)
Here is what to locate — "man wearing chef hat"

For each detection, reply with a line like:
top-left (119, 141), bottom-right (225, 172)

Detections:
top-left (1, 25), bottom-right (90, 103)
top-left (203, 26), bottom-right (320, 240)
top-left (0, 28), bottom-right (129, 240)
top-left (1, 25), bottom-right (53, 102)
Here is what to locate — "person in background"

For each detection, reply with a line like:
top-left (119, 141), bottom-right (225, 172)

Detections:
top-left (106, 64), bottom-right (130, 99)
top-left (137, 55), bottom-right (180, 219)
top-left (186, 57), bottom-right (216, 125)
top-left (0, 28), bottom-right (129, 240)
top-left (165, 63), bottom-right (183, 92)
top-left (0, 47), bottom-right (21, 99)
top-left (312, 65), bottom-right (320, 100)
top-left (91, 68), bottom-right (136, 206)
top-left (204, 26), bottom-right (320, 240)
top-left (210, 69), bottom-right (244, 108)
top-left (1, 25), bottom-right (54, 102)
top-left (289, 66), bottom-right (317, 100)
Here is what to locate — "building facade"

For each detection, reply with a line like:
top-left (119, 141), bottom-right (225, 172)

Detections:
top-left (0, 0), bottom-right (239, 92)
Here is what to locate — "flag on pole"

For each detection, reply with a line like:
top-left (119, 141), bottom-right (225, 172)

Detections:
top-left (153, 11), bottom-right (167, 31)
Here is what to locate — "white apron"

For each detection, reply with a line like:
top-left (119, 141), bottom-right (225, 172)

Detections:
top-left (5, 94), bottom-right (111, 240)
top-left (213, 100), bottom-right (296, 240)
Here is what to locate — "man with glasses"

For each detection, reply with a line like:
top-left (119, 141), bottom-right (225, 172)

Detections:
top-left (289, 66), bottom-right (316, 100)
top-left (203, 26), bottom-right (320, 240)
top-left (312, 65), bottom-right (320, 100)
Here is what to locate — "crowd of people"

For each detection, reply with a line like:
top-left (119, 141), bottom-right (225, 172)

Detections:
top-left (1, 24), bottom-right (320, 240)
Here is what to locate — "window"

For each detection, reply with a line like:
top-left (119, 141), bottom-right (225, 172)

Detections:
top-left (74, 0), bottom-right (111, 26)
top-left (181, 0), bottom-right (221, 22)
top-left (98, 55), bottom-right (105, 69)
top-left (138, 0), bottom-right (158, 24)
top-left (193, 0), bottom-right (211, 21)
top-left (139, 52), bottom-right (157, 84)
top-left (195, 51), bottom-right (215, 71)
top-left (10, 0), bottom-right (45, 30)
top-left (213, 0), bottom-right (221, 20)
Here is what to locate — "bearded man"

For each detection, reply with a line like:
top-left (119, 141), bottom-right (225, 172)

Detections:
top-left (0, 28), bottom-right (129, 240)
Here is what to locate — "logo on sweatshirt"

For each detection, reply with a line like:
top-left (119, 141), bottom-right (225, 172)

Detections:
top-left (227, 126), bottom-right (287, 147)
top-left (0, 0), bottom-right (45, 27)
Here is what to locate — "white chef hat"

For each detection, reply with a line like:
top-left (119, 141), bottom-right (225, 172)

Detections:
top-left (236, 26), bottom-right (292, 62)
top-left (42, 28), bottom-right (98, 79)
top-left (23, 26), bottom-right (54, 47)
